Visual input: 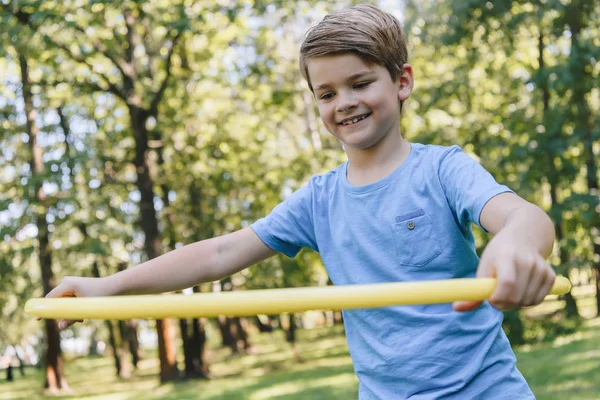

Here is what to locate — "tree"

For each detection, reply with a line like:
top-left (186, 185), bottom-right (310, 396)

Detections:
top-left (4, 1), bottom-right (192, 381)
top-left (20, 48), bottom-right (69, 393)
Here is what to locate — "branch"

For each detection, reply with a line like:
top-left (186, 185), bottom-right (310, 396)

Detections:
top-left (51, 41), bottom-right (126, 99)
top-left (38, 76), bottom-right (119, 100)
top-left (123, 8), bottom-right (137, 70)
top-left (70, 23), bottom-right (134, 79)
top-left (137, 4), bottom-right (160, 62)
top-left (57, 106), bottom-right (76, 171)
top-left (149, 31), bottom-right (182, 116)
top-left (7, 6), bottom-right (126, 99)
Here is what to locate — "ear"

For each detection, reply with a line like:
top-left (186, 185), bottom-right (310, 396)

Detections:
top-left (397, 64), bottom-right (414, 102)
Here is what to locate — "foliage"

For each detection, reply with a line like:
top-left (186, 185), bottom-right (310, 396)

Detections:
top-left (0, 0), bottom-right (598, 383)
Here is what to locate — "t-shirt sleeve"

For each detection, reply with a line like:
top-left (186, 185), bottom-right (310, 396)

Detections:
top-left (438, 146), bottom-right (513, 230)
top-left (250, 183), bottom-right (318, 258)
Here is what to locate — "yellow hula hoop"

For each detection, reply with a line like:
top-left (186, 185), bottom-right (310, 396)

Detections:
top-left (25, 276), bottom-right (571, 320)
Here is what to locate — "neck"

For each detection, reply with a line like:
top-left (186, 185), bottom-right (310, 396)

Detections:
top-left (345, 132), bottom-right (410, 186)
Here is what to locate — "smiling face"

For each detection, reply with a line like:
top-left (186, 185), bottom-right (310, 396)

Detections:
top-left (308, 53), bottom-right (413, 151)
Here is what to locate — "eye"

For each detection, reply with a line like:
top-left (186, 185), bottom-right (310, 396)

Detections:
top-left (354, 81), bottom-right (372, 89)
top-left (319, 92), bottom-right (335, 100)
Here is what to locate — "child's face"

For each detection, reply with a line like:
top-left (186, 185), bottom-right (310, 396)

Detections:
top-left (307, 53), bottom-right (413, 150)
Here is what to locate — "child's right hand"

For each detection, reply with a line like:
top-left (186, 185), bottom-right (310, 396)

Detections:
top-left (44, 276), bottom-right (115, 330)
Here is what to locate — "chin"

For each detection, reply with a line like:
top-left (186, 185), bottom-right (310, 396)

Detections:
top-left (341, 134), bottom-right (382, 150)
top-left (343, 139), bottom-right (378, 150)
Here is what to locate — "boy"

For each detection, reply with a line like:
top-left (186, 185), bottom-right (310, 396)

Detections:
top-left (48, 4), bottom-right (555, 399)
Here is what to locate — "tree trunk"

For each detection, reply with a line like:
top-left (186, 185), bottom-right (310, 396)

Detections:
top-left (19, 54), bottom-right (69, 393)
top-left (233, 317), bottom-right (251, 351)
top-left (106, 320), bottom-right (127, 378)
top-left (155, 319), bottom-right (179, 382)
top-left (191, 317), bottom-right (209, 377)
top-left (214, 279), bottom-right (252, 354)
top-left (217, 316), bottom-right (238, 353)
top-left (13, 348), bottom-right (26, 377)
top-left (538, 27), bottom-right (579, 319)
top-left (43, 319), bottom-right (67, 392)
top-left (180, 315), bottom-right (210, 379)
top-left (129, 105), bottom-right (179, 382)
top-left (593, 250), bottom-right (600, 317)
top-left (180, 319), bottom-right (193, 374)
top-left (115, 263), bottom-right (142, 368)
top-left (88, 328), bottom-right (99, 356)
top-left (284, 314), bottom-right (296, 342)
top-left (284, 313), bottom-right (303, 362)
top-left (91, 262), bottom-right (131, 378)
top-left (184, 286), bottom-right (210, 379)
top-left (117, 322), bottom-right (132, 378)
top-left (254, 315), bottom-right (274, 333)
top-left (570, 10), bottom-right (600, 317)
top-left (216, 316), bottom-right (252, 354)
top-left (153, 135), bottom-right (208, 377)
top-left (125, 320), bottom-right (142, 368)
top-left (17, 356), bottom-right (25, 377)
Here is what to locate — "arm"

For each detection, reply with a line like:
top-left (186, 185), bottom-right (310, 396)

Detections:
top-left (479, 193), bottom-right (554, 256)
top-left (108, 227), bottom-right (276, 295)
top-left (47, 227), bottom-right (276, 328)
top-left (454, 192), bottom-right (556, 311)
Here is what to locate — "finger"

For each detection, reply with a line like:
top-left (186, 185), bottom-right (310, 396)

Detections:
top-left (58, 319), bottom-right (82, 330)
top-left (453, 301), bottom-right (482, 312)
top-left (510, 254), bottom-right (538, 306)
top-left (493, 302), bottom-right (514, 311)
top-left (489, 257), bottom-right (517, 309)
top-left (521, 257), bottom-right (547, 306)
top-left (454, 257), bottom-right (495, 312)
top-left (532, 266), bottom-right (556, 305)
top-left (46, 283), bottom-right (73, 298)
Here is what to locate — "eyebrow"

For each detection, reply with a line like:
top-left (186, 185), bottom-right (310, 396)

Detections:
top-left (313, 71), bottom-right (374, 92)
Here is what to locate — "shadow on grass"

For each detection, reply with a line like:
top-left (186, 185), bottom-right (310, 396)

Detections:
top-left (517, 318), bottom-right (600, 400)
top-left (6, 320), bottom-right (600, 400)
top-left (153, 362), bottom-right (357, 400)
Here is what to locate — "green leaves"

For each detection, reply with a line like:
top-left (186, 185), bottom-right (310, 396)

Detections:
top-left (0, 0), bottom-right (597, 351)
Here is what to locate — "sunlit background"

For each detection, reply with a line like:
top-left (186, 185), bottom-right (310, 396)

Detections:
top-left (0, 0), bottom-right (599, 399)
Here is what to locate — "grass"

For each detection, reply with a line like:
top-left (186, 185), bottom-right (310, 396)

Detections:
top-left (0, 325), bottom-right (358, 400)
top-left (516, 317), bottom-right (600, 400)
top-left (3, 317), bottom-right (600, 399)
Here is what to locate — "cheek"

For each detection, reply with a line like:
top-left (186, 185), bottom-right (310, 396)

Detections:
top-left (371, 95), bottom-right (397, 116)
top-left (317, 103), bottom-right (331, 117)
top-left (360, 91), bottom-right (381, 109)
top-left (317, 104), bottom-right (333, 123)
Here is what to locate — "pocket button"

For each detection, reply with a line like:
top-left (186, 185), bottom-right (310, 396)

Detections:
top-left (407, 221), bottom-right (415, 230)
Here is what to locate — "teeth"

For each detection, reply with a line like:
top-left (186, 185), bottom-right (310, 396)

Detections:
top-left (342, 115), bottom-right (367, 125)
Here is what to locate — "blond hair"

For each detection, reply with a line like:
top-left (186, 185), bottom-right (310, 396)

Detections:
top-left (299, 4), bottom-right (408, 91)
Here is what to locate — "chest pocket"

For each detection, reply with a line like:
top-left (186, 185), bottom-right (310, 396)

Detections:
top-left (392, 209), bottom-right (442, 268)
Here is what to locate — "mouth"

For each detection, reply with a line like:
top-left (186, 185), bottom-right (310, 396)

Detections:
top-left (338, 113), bottom-right (371, 126)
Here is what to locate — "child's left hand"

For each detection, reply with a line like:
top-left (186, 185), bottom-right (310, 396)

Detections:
top-left (453, 230), bottom-right (556, 312)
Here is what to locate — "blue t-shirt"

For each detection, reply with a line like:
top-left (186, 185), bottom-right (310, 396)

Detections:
top-left (251, 143), bottom-right (534, 399)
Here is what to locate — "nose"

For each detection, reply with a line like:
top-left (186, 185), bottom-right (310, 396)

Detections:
top-left (336, 90), bottom-right (359, 113)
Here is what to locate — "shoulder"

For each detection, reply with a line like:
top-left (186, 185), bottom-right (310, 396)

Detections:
top-left (311, 162), bottom-right (345, 182)
top-left (304, 163), bottom-right (346, 191)
top-left (411, 143), bottom-right (464, 160)
top-left (409, 143), bottom-right (468, 173)
top-left (284, 162), bottom-right (346, 205)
